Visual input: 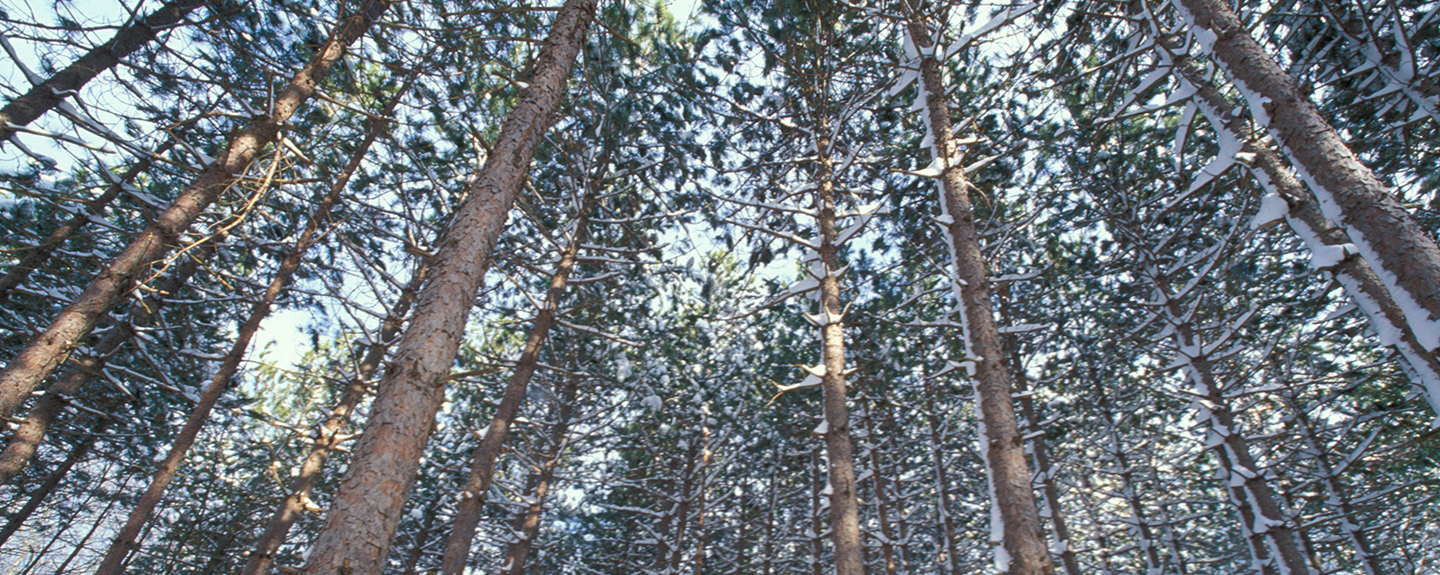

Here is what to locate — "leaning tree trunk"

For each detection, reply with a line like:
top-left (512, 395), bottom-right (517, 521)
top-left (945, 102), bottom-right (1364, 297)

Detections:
top-left (1176, 0), bottom-right (1440, 352)
top-left (437, 199), bottom-right (593, 575)
top-left (903, 7), bottom-right (1054, 574)
top-left (0, 420), bottom-right (104, 548)
top-left (1156, 43), bottom-right (1440, 418)
top-left (0, 0), bottom-right (393, 419)
top-left (0, 239), bottom-right (215, 486)
top-left (297, 1), bottom-right (596, 573)
top-left (240, 256), bottom-right (432, 575)
top-left (499, 374), bottom-right (580, 575)
top-left (0, 0), bottom-right (209, 144)
top-left (0, 140), bottom-right (176, 302)
top-left (92, 78), bottom-right (397, 575)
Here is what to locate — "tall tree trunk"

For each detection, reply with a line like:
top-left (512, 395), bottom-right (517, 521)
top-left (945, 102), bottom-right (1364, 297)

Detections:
top-left (856, 392), bottom-right (897, 575)
top-left (1175, 0), bottom-right (1440, 351)
top-left (998, 287), bottom-right (1081, 575)
top-left (0, 141), bottom-right (176, 301)
top-left (92, 78), bottom-right (398, 575)
top-left (241, 257), bottom-right (432, 575)
top-left (0, 0), bottom-right (209, 144)
top-left (0, 420), bottom-right (103, 548)
top-left (0, 238), bottom-right (216, 485)
top-left (1286, 395), bottom-right (1384, 575)
top-left (1155, 42), bottom-right (1440, 418)
top-left (903, 7), bottom-right (1053, 574)
top-left (298, 1), bottom-right (595, 572)
top-left (438, 199), bottom-right (593, 575)
top-left (0, 0), bottom-right (393, 419)
top-left (499, 375), bottom-right (579, 575)
top-left (1148, 277), bottom-right (1311, 575)
top-left (1093, 383), bottom-right (1164, 574)
top-left (809, 118), bottom-right (866, 575)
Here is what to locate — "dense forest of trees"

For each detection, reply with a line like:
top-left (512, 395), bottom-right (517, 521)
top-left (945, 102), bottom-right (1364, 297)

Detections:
top-left (0, 0), bottom-right (1437, 573)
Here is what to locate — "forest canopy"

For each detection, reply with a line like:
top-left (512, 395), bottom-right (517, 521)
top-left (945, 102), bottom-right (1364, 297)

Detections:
top-left (0, 0), bottom-right (1437, 573)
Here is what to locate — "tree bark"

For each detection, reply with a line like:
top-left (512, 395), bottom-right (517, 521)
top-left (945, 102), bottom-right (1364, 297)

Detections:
top-left (0, 239), bottom-right (215, 486)
top-left (809, 117), bottom-right (866, 575)
top-left (0, 0), bottom-right (209, 144)
top-left (437, 199), bottom-right (592, 575)
top-left (998, 287), bottom-right (1080, 575)
top-left (92, 71), bottom-right (399, 575)
top-left (1176, 0), bottom-right (1440, 351)
top-left (0, 141), bottom-right (175, 302)
top-left (0, 0), bottom-right (392, 419)
top-left (1159, 44), bottom-right (1440, 418)
top-left (903, 7), bottom-right (1054, 574)
top-left (241, 257), bottom-right (432, 575)
top-left (297, 1), bottom-right (595, 572)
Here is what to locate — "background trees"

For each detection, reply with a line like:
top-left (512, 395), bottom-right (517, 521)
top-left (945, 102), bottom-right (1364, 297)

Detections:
top-left (0, 0), bottom-right (1437, 574)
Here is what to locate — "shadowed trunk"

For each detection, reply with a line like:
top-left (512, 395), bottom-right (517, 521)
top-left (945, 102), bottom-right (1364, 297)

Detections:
top-left (499, 375), bottom-right (580, 575)
top-left (0, 420), bottom-right (104, 548)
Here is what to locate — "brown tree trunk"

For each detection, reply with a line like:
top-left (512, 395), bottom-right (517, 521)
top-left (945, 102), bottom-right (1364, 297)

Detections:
top-left (92, 73), bottom-right (398, 575)
top-left (437, 200), bottom-right (592, 575)
top-left (0, 420), bottom-right (103, 548)
top-left (241, 257), bottom-right (432, 575)
top-left (0, 238), bottom-right (216, 485)
top-left (298, 1), bottom-right (595, 572)
top-left (0, 141), bottom-right (175, 301)
top-left (998, 287), bottom-right (1080, 575)
top-left (1160, 45), bottom-right (1440, 418)
top-left (1151, 283), bottom-right (1311, 574)
top-left (0, 0), bottom-right (209, 144)
top-left (499, 375), bottom-right (579, 575)
top-left (903, 8), bottom-right (1053, 573)
top-left (1287, 395), bottom-right (1384, 575)
top-left (809, 120), bottom-right (866, 575)
top-left (1176, 0), bottom-right (1440, 351)
top-left (0, 0), bottom-right (392, 419)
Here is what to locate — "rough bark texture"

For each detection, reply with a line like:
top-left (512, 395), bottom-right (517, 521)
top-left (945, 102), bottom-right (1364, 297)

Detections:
top-left (499, 376), bottom-right (579, 575)
top-left (0, 0), bottom-right (209, 144)
top-left (241, 258), bottom-right (430, 575)
top-left (810, 124), bottom-right (867, 575)
top-left (0, 0), bottom-right (392, 419)
top-left (1176, 0), bottom-right (1440, 350)
top-left (0, 240), bottom-right (213, 485)
top-left (905, 11), bottom-right (1054, 575)
top-left (437, 202), bottom-right (591, 575)
top-left (1164, 47), bottom-right (1440, 416)
top-left (0, 141), bottom-right (174, 301)
top-left (297, 1), bottom-right (595, 573)
top-left (93, 86), bottom-right (390, 573)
